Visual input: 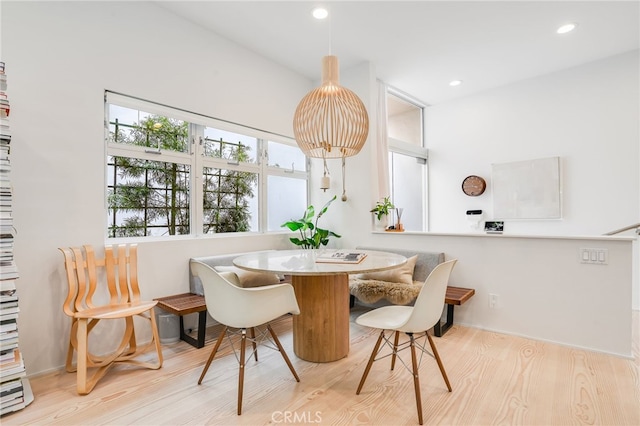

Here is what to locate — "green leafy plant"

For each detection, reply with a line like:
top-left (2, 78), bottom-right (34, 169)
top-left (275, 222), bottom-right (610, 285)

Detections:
top-left (370, 196), bottom-right (395, 220)
top-left (281, 195), bottom-right (341, 249)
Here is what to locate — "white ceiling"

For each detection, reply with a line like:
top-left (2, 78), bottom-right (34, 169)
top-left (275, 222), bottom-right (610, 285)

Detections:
top-left (156, 1), bottom-right (639, 105)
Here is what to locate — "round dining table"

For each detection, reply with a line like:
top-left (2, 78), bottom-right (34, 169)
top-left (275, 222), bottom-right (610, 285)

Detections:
top-left (233, 249), bottom-right (407, 363)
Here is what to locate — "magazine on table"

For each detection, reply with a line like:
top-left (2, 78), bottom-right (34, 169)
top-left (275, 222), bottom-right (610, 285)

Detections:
top-left (315, 250), bottom-right (367, 264)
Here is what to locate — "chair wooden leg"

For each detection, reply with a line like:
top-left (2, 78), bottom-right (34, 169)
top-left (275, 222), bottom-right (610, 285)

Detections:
top-left (391, 330), bottom-right (400, 370)
top-left (267, 324), bottom-right (300, 382)
top-left (409, 334), bottom-right (424, 425)
top-left (356, 330), bottom-right (385, 395)
top-left (76, 318), bottom-right (89, 395)
top-left (237, 329), bottom-right (247, 415)
top-left (75, 320), bottom-right (119, 395)
top-left (66, 319), bottom-right (78, 373)
top-left (67, 318), bottom-right (100, 373)
top-left (250, 327), bottom-right (258, 361)
top-left (149, 309), bottom-right (164, 368)
top-left (125, 316), bottom-right (138, 356)
top-left (427, 333), bottom-right (452, 392)
top-left (198, 326), bottom-right (227, 385)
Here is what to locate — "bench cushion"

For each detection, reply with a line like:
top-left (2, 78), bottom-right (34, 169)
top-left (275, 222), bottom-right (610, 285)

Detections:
top-left (214, 265), bottom-right (281, 288)
top-left (189, 250), bottom-right (275, 295)
top-left (355, 255), bottom-right (418, 285)
top-left (355, 247), bottom-right (444, 282)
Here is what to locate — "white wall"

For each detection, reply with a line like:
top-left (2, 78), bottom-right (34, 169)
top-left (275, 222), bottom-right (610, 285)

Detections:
top-left (426, 50), bottom-right (639, 236)
top-left (2, 1), bottom-right (311, 375)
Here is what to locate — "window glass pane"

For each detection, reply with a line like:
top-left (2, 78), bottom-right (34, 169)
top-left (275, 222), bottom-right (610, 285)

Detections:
top-left (389, 152), bottom-right (425, 231)
top-left (203, 167), bottom-right (258, 233)
top-left (267, 175), bottom-right (307, 231)
top-left (203, 127), bottom-right (258, 164)
top-left (108, 105), bottom-right (188, 153)
top-left (267, 140), bottom-right (306, 172)
top-left (387, 93), bottom-right (422, 146)
top-left (107, 156), bottom-right (190, 237)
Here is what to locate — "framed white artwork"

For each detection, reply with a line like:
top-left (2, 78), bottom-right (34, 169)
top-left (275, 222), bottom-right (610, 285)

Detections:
top-left (492, 156), bottom-right (562, 220)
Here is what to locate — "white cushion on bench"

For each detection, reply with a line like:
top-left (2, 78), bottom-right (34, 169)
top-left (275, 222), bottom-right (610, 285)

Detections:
top-left (189, 250), bottom-right (276, 295)
top-left (355, 255), bottom-right (417, 285)
top-left (214, 265), bottom-right (281, 288)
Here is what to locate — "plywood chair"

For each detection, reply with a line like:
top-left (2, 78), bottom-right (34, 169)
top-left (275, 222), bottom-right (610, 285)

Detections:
top-left (355, 259), bottom-right (458, 425)
top-left (59, 244), bottom-right (163, 395)
top-left (190, 260), bottom-right (300, 415)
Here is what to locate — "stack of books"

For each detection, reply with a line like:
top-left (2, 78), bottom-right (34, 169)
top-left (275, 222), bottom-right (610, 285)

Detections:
top-left (0, 62), bottom-right (10, 263)
top-left (0, 64), bottom-right (7, 119)
top-left (315, 250), bottom-right (368, 264)
top-left (1, 284), bottom-right (19, 351)
top-left (0, 61), bottom-right (32, 416)
top-left (0, 347), bottom-right (25, 414)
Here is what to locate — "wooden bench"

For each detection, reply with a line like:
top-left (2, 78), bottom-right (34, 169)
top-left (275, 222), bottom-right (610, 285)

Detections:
top-left (433, 286), bottom-right (475, 337)
top-left (155, 293), bottom-right (207, 348)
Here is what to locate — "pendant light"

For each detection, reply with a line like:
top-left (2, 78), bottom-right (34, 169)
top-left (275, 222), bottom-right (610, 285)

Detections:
top-left (293, 55), bottom-right (369, 159)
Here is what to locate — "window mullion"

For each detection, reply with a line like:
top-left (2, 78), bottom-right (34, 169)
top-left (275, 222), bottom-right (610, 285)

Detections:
top-left (107, 144), bottom-right (191, 164)
top-left (192, 124), bottom-right (204, 236)
top-left (258, 139), bottom-right (267, 232)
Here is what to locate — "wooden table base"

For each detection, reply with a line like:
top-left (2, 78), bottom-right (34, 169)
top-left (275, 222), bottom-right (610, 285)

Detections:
top-left (291, 273), bottom-right (350, 362)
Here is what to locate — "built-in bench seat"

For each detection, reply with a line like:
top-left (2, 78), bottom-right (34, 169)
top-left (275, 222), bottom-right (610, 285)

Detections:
top-left (159, 248), bottom-right (473, 347)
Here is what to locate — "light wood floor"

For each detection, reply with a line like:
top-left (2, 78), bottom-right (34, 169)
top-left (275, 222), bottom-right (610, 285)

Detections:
top-left (3, 308), bottom-right (639, 425)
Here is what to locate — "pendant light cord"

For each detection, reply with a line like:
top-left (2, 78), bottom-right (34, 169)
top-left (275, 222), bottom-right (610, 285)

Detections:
top-left (328, 5), bottom-right (332, 55)
top-left (341, 157), bottom-right (347, 201)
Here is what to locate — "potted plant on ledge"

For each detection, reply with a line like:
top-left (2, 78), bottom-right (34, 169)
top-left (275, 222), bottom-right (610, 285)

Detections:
top-left (281, 195), bottom-right (341, 249)
top-left (370, 196), bottom-right (394, 231)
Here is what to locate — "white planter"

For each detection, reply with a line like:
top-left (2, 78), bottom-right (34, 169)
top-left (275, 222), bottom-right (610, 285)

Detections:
top-left (372, 214), bottom-right (389, 231)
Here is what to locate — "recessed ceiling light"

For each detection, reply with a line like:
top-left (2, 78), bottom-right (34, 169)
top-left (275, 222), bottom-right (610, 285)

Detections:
top-left (312, 7), bottom-right (328, 20)
top-left (449, 80), bottom-right (463, 87)
top-left (557, 23), bottom-right (577, 34)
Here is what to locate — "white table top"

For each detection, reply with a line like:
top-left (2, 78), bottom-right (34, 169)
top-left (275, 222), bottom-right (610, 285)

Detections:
top-left (233, 249), bottom-right (407, 276)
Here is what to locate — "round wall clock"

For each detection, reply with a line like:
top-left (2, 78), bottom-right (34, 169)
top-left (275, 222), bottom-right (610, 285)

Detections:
top-left (461, 175), bottom-right (486, 196)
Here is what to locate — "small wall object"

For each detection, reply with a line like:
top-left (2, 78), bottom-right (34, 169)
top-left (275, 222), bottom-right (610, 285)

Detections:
top-left (466, 210), bottom-right (483, 229)
top-left (484, 221), bottom-right (504, 234)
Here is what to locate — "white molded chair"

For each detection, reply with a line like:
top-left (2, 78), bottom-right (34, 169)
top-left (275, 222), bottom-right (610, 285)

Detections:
top-left (190, 260), bottom-right (301, 415)
top-left (355, 259), bottom-right (458, 425)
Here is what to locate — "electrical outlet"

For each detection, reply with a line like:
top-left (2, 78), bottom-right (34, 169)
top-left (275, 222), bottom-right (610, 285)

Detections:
top-left (489, 293), bottom-right (499, 309)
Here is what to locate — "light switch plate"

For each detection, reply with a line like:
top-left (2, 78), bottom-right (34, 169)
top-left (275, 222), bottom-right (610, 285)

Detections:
top-left (579, 248), bottom-right (608, 265)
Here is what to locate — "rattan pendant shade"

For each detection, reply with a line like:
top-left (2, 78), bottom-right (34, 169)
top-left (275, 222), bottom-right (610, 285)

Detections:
top-left (293, 55), bottom-right (369, 158)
